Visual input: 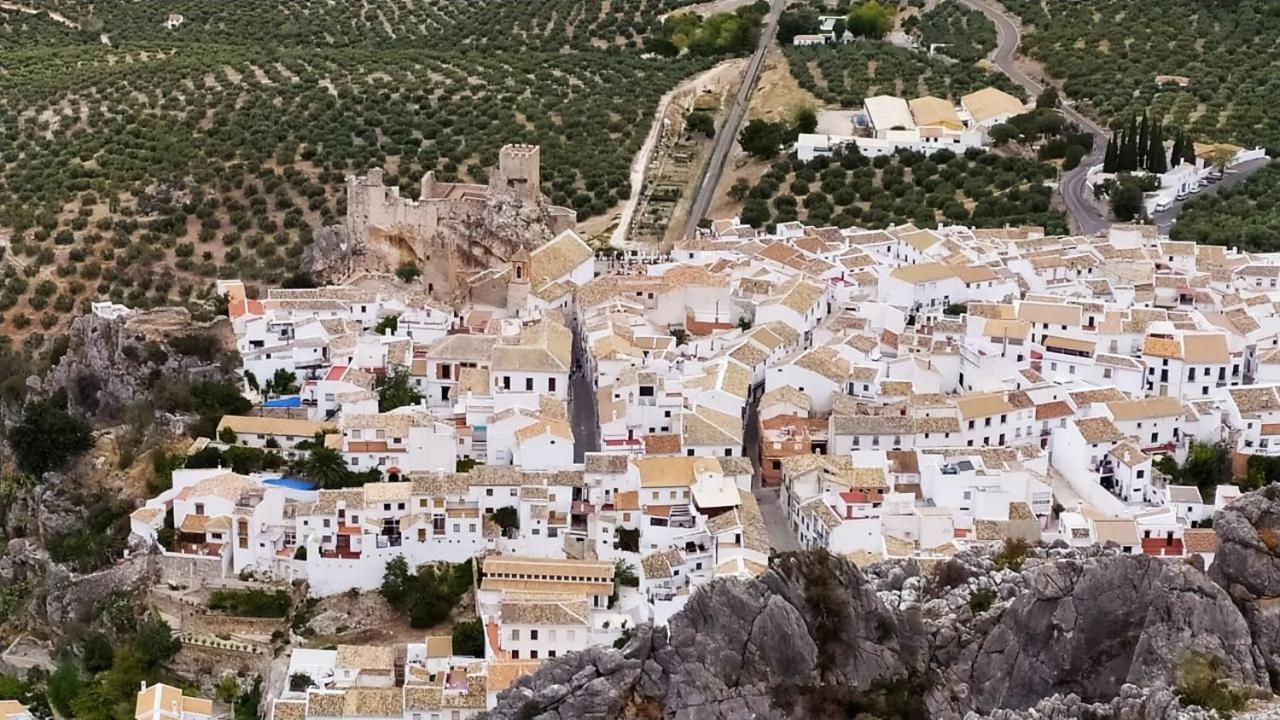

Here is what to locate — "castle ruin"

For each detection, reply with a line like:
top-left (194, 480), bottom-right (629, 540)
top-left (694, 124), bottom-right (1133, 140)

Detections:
top-left (310, 145), bottom-right (576, 301)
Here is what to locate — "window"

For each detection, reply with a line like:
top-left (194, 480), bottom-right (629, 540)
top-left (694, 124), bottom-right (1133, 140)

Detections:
top-left (526, 378), bottom-right (534, 391)
top-left (194, 503), bottom-right (205, 515)
top-left (530, 650), bottom-right (539, 659)
top-left (510, 629), bottom-right (520, 641)
top-left (549, 377), bottom-right (556, 392)
top-left (530, 630), bottom-right (539, 640)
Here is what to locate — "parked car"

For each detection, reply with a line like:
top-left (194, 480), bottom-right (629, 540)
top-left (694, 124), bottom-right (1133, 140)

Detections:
top-left (1176, 190), bottom-right (1189, 200)
top-left (1155, 199), bottom-right (1173, 212)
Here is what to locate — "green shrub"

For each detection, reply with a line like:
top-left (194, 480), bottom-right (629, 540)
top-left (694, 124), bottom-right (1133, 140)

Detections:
top-left (208, 589), bottom-right (292, 618)
top-left (967, 588), bottom-right (997, 614)
top-left (451, 619), bottom-right (485, 657)
top-left (1175, 652), bottom-right (1250, 714)
top-left (992, 538), bottom-right (1033, 572)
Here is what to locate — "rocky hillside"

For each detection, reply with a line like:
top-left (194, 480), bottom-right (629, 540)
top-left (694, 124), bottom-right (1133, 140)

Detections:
top-left (482, 486), bottom-right (1280, 720)
top-left (43, 306), bottom-right (236, 421)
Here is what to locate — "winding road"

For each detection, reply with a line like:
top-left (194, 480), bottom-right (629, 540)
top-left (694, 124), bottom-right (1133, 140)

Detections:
top-left (681, 0), bottom-right (788, 238)
top-left (956, 0), bottom-right (1111, 235)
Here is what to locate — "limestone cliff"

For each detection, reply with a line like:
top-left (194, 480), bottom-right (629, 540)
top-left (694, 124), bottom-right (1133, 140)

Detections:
top-left (42, 307), bottom-right (234, 420)
top-left (482, 537), bottom-right (1279, 720)
top-left (1211, 483), bottom-right (1280, 689)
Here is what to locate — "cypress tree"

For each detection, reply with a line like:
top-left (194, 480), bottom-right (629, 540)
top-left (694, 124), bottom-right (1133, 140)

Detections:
top-left (1119, 116), bottom-right (1139, 171)
top-left (1103, 134), bottom-right (1118, 173)
top-left (1169, 131), bottom-right (1184, 168)
top-left (1136, 113), bottom-right (1149, 171)
top-left (1147, 120), bottom-right (1167, 174)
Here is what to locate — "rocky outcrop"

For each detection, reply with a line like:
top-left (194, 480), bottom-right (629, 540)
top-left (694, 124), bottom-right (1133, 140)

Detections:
top-left (966, 685), bottom-right (1204, 720)
top-left (482, 548), bottom-right (1271, 720)
top-left (485, 552), bottom-right (927, 720)
top-left (964, 554), bottom-right (1266, 712)
top-left (41, 548), bottom-right (159, 627)
top-left (0, 537), bottom-right (158, 630)
top-left (0, 473), bottom-right (86, 541)
top-left (43, 307), bottom-right (233, 419)
top-left (300, 225), bottom-right (355, 285)
top-left (1211, 484), bottom-right (1280, 688)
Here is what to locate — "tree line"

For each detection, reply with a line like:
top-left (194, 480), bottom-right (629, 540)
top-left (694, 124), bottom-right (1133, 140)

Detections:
top-left (1101, 112), bottom-right (1189, 175)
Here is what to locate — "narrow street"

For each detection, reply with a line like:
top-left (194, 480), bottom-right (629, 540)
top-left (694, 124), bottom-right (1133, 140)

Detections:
top-left (756, 487), bottom-right (801, 553)
top-left (568, 323), bottom-right (599, 462)
top-left (742, 384), bottom-right (801, 553)
top-left (680, 0), bottom-right (788, 237)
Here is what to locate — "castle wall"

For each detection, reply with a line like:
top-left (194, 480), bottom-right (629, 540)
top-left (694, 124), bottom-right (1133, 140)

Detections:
top-left (341, 144), bottom-right (577, 301)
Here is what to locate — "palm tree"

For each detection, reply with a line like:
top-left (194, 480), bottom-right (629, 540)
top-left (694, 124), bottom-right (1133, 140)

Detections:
top-left (302, 445), bottom-right (349, 488)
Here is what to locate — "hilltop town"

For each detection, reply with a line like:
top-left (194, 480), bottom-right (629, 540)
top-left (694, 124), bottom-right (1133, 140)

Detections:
top-left (40, 142), bottom-right (1273, 720)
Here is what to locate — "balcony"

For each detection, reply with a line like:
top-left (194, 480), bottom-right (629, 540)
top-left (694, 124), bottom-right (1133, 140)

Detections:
top-left (1094, 459), bottom-right (1115, 476)
top-left (320, 549), bottom-right (362, 560)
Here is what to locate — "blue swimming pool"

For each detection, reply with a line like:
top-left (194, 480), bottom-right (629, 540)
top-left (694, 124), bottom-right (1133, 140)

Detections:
top-left (264, 476), bottom-right (317, 491)
top-left (263, 396), bottom-right (302, 408)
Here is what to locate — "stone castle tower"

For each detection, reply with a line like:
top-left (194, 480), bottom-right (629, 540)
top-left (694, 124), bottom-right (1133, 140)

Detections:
top-left (328, 144), bottom-right (575, 298)
top-left (494, 144), bottom-right (541, 203)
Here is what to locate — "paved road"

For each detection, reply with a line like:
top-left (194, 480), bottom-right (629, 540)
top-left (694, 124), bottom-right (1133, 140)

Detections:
top-left (1152, 157), bottom-right (1270, 233)
top-left (569, 323), bottom-right (599, 462)
top-left (681, 0), bottom-right (788, 237)
top-left (755, 487), bottom-right (801, 553)
top-left (742, 385), bottom-right (802, 553)
top-left (957, 0), bottom-right (1110, 236)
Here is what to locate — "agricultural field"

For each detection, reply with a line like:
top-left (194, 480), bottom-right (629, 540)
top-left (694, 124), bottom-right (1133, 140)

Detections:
top-left (0, 0), bottom-right (708, 338)
top-left (729, 147), bottom-right (1066, 233)
top-left (1168, 161), bottom-right (1280, 252)
top-left (904, 0), bottom-right (996, 64)
top-left (784, 40), bottom-right (1024, 108)
top-left (1002, 0), bottom-right (1280, 151)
